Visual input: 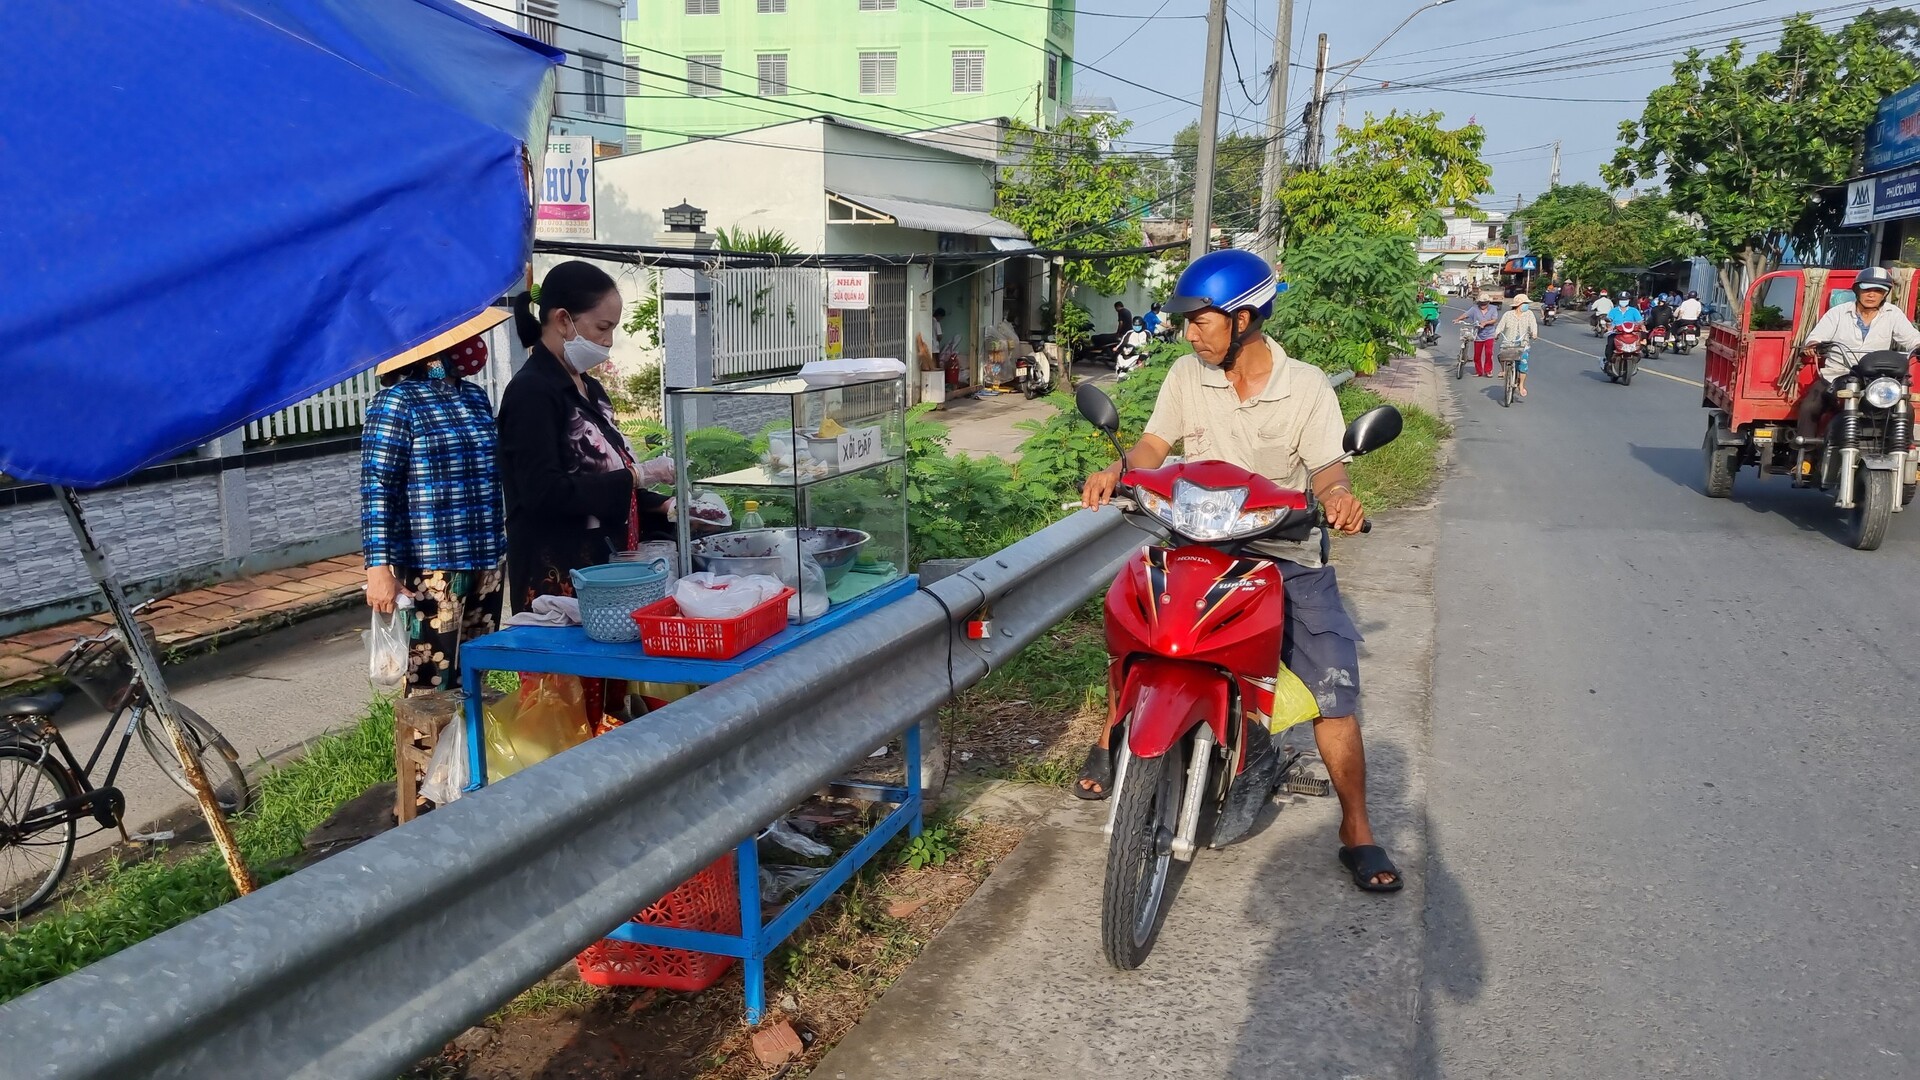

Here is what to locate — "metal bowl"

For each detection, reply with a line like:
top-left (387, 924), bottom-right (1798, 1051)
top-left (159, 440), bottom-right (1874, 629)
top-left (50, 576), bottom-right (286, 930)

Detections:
top-left (691, 527), bottom-right (871, 585)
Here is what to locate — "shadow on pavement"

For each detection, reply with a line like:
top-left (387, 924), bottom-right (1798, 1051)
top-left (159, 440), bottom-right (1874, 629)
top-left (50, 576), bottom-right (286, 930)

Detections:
top-left (1627, 443), bottom-right (1854, 542)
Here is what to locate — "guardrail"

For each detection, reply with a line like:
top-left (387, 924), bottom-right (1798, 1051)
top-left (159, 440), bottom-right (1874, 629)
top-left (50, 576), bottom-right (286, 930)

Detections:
top-left (0, 508), bottom-right (1147, 1080)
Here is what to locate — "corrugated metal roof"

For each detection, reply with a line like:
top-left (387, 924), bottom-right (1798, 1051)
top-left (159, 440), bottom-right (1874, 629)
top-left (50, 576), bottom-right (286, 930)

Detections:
top-left (830, 190), bottom-right (1027, 239)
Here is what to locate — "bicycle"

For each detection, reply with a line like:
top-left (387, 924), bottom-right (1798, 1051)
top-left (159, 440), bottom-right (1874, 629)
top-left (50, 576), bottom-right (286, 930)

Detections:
top-left (0, 609), bottom-right (248, 919)
top-left (1456, 327), bottom-right (1473, 380)
top-left (1499, 346), bottom-right (1521, 408)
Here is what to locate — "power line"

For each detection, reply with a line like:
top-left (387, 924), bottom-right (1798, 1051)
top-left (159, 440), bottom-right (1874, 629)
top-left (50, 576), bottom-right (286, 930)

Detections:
top-left (1086, 0), bottom-right (1177, 67)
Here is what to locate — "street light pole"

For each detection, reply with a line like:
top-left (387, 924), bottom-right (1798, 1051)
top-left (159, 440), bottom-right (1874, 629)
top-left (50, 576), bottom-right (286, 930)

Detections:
top-left (1189, 0), bottom-right (1231, 262)
top-left (1311, 0), bottom-right (1459, 164)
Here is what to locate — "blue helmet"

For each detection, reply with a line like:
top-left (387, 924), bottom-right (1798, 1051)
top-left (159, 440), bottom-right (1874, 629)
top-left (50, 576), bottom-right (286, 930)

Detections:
top-left (1164, 249), bottom-right (1277, 320)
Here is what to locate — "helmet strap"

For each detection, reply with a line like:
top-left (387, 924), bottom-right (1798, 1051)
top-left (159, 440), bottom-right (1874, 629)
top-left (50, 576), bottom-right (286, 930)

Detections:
top-left (1219, 310), bottom-right (1263, 372)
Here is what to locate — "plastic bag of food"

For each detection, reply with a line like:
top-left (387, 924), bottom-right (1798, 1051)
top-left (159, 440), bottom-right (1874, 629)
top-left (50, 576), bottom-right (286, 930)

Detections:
top-left (1267, 668), bottom-right (1322, 733)
top-left (484, 673), bottom-right (592, 782)
top-left (768, 534), bottom-right (830, 621)
top-left (420, 710), bottom-right (470, 806)
top-left (674, 572), bottom-right (787, 620)
top-left (366, 595), bottom-right (413, 687)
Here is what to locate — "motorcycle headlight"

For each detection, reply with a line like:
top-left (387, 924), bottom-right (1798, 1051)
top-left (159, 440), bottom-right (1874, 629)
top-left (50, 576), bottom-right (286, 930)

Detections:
top-left (1866, 377), bottom-right (1904, 409)
top-left (1140, 479), bottom-right (1284, 542)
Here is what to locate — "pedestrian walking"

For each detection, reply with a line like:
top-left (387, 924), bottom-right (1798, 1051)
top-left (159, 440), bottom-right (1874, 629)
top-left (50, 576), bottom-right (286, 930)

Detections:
top-left (1455, 294), bottom-right (1501, 377)
top-left (360, 308), bottom-right (511, 693)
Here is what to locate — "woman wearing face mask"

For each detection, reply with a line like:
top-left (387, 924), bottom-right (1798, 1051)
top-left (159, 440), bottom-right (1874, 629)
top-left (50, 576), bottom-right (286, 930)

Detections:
top-left (497, 261), bottom-right (674, 615)
top-left (360, 309), bottom-right (511, 693)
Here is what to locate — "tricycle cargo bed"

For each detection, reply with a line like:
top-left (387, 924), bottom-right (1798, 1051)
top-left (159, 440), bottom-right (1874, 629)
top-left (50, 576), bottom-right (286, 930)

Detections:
top-left (1705, 321), bottom-right (1797, 426)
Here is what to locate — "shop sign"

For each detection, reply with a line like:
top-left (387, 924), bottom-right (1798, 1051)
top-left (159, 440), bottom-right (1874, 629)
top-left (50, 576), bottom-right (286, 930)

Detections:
top-left (1871, 165), bottom-right (1920, 224)
top-left (835, 425), bottom-right (884, 470)
top-left (1866, 80), bottom-right (1920, 173)
top-left (1483, 246), bottom-right (1506, 259)
top-left (535, 136), bottom-right (594, 240)
top-left (828, 271), bottom-right (870, 310)
top-left (825, 312), bottom-right (844, 358)
top-left (1845, 178), bottom-right (1876, 227)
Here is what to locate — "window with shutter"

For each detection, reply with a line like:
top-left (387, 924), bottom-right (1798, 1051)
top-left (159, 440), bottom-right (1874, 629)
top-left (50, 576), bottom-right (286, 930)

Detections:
top-left (757, 0), bottom-right (786, 11)
top-left (951, 49), bottom-right (985, 94)
top-left (954, 0), bottom-right (985, 8)
top-left (858, 0), bottom-right (897, 10)
top-left (1045, 53), bottom-right (1059, 100)
top-left (858, 52), bottom-right (897, 95)
top-left (684, 0), bottom-right (719, 14)
top-left (757, 53), bottom-right (788, 96)
top-left (522, 0), bottom-right (559, 46)
top-left (624, 52), bottom-right (643, 96)
top-left (581, 54), bottom-right (610, 116)
top-left (686, 54), bottom-right (723, 97)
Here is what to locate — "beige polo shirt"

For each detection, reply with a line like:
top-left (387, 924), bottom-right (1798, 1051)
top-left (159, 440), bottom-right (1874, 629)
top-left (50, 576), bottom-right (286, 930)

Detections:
top-left (1143, 338), bottom-right (1345, 566)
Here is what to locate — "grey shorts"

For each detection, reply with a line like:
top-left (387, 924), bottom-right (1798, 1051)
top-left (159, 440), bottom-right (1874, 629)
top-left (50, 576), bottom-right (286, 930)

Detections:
top-left (1278, 562), bottom-right (1363, 719)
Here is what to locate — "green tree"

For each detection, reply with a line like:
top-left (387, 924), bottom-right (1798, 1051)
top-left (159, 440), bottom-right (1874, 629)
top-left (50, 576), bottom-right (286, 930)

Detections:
top-left (1271, 213), bottom-right (1422, 376)
top-left (1172, 122), bottom-right (1269, 234)
top-left (1518, 185), bottom-right (1698, 288)
top-left (1605, 13), bottom-right (1915, 302)
top-left (1864, 6), bottom-right (1920, 59)
top-left (997, 114), bottom-right (1151, 300)
top-left (712, 227), bottom-right (798, 254)
top-left (1514, 183), bottom-right (1616, 263)
top-left (1277, 111), bottom-right (1492, 237)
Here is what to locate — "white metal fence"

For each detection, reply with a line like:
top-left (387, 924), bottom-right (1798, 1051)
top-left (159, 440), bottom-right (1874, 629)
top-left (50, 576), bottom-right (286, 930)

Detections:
top-left (711, 267), bottom-right (826, 381)
top-left (242, 324), bottom-right (515, 445)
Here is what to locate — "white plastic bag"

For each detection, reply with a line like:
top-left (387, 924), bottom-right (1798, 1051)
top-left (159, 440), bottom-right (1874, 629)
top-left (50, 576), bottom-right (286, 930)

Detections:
top-left (769, 535), bottom-right (830, 621)
top-left (367, 595), bottom-right (413, 687)
top-left (674, 572), bottom-right (786, 619)
top-left (420, 711), bottom-right (469, 806)
top-left (760, 817), bottom-right (833, 858)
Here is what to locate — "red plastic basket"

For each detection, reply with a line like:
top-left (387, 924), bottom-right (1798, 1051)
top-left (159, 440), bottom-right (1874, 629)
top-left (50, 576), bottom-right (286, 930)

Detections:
top-left (630, 587), bottom-right (794, 660)
top-left (575, 852), bottom-right (741, 990)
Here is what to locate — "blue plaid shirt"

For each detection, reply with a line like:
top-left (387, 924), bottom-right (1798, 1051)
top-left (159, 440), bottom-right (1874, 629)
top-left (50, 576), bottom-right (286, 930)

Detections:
top-left (360, 378), bottom-right (505, 571)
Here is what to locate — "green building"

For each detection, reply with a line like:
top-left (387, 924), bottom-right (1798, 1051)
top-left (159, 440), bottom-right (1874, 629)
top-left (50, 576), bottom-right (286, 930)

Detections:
top-left (620, 0), bottom-right (1075, 150)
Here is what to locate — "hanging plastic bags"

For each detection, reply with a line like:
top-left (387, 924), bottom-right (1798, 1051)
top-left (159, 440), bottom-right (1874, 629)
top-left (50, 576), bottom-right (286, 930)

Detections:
top-left (420, 711), bottom-right (470, 806)
top-left (484, 673), bottom-right (593, 782)
top-left (367, 595), bottom-right (413, 687)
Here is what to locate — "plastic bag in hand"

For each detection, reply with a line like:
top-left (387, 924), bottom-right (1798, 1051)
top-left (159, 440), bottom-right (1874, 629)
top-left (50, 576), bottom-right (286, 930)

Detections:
top-left (634, 456), bottom-right (675, 486)
top-left (366, 595), bottom-right (413, 687)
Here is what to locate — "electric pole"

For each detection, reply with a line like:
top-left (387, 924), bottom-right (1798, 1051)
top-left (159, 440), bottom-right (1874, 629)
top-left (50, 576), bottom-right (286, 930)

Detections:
top-left (1189, 0), bottom-right (1231, 261)
top-left (1306, 34), bottom-right (1329, 167)
top-left (1255, 0), bottom-right (1294, 261)
top-left (1548, 140), bottom-right (1561, 188)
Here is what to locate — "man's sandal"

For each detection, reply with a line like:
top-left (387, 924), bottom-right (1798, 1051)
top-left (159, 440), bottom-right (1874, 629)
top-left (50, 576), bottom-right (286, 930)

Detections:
top-left (1338, 845), bottom-right (1405, 893)
top-left (1073, 743), bottom-right (1115, 801)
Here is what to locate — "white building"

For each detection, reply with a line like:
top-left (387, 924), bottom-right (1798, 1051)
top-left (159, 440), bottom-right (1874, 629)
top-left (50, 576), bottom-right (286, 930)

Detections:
top-left (455, 0), bottom-right (629, 154)
top-left (578, 116), bottom-right (1035, 403)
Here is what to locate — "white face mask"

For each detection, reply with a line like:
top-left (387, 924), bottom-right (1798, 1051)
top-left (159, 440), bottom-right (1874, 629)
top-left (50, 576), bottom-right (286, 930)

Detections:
top-left (560, 317), bottom-right (611, 373)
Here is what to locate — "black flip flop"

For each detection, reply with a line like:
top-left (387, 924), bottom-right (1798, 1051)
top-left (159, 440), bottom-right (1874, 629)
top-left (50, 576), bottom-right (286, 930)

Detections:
top-left (1338, 845), bottom-right (1405, 893)
top-left (1072, 743), bottom-right (1115, 801)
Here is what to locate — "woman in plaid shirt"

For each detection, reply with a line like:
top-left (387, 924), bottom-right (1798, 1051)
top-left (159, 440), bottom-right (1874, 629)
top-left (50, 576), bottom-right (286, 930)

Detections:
top-left (360, 309), bottom-right (510, 693)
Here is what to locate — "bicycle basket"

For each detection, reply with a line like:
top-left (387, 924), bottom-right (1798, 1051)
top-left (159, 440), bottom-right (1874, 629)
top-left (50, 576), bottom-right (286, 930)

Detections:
top-left (62, 624), bottom-right (160, 711)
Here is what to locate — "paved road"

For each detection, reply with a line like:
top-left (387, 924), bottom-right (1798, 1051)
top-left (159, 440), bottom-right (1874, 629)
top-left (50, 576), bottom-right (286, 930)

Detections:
top-left (1421, 303), bottom-right (1920, 1077)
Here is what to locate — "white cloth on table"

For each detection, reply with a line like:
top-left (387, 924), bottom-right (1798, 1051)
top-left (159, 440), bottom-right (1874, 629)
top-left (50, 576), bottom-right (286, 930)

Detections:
top-left (504, 594), bottom-right (581, 627)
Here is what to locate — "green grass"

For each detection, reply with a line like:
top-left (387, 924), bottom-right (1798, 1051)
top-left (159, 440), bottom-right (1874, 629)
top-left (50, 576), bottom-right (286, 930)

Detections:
top-left (970, 597), bottom-right (1107, 710)
top-left (491, 977), bottom-right (605, 1020)
top-left (1340, 385), bottom-right (1449, 511)
top-left (0, 700), bottom-right (398, 1004)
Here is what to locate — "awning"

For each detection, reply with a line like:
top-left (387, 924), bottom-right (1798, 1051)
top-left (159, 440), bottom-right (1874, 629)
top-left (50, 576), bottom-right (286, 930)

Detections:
top-left (1440, 253), bottom-right (1479, 267)
top-left (1471, 253), bottom-right (1504, 267)
top-left (1, 0), bottom-right (561, 487)
top-left (1418, 252), bottom-right (1447, 264)
top-left (991, 236), bottom-right (1039, 253)
top-left (830, 190), bottom-right (1028, 239)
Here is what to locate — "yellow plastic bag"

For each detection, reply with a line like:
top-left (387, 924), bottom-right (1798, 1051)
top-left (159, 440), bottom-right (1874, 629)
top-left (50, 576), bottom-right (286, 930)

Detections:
top-left (485, 673), bottom-right (592, 782)
top-left (1268, 667), bottom-right (1321, 734)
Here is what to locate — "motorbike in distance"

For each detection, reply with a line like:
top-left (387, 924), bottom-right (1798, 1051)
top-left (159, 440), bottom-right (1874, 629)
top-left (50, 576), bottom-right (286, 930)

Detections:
top-left (1604, 326), bottom-right (1645, 385)
top-left (1542, 304), bottom-right (1558, 327)
top-left (1591, 309), bottom-right (1609, 337)
top-left (1673, 319), bottom-right (1701, 355)
top-left (1072, 382), bottom-right (1403, 969)
top-left (1648, 324), bottom-right (1671, 356)
top-left (1014, 333), bottom-right (1056, 399)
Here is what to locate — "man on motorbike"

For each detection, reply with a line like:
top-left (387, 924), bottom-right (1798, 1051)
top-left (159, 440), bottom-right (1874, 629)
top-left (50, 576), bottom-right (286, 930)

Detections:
top-left (1589, 289), bottom-right (1613, 326)
top-left (1796, 266), bottom-right (1920, 441)
top-left (1675, 291), bottom-right (1703, 323)
top-left (1542, 282), bottom-right (1562, 315)
top-left (1604, 293), bottom-right (1644, 365)
top-left (1419, 293), bottom-right (1442, 341)
top-left (1142, 302), bottom-right (1164, 338)
top-left (1648, 295), bottom-right (1675, 332)
top-left (1077, 249), bottom-right (1401, 893)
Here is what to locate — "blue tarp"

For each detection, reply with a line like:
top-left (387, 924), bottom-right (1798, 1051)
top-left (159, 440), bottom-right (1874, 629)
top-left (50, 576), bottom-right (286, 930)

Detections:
top-left (0, 0), bottom-right (562, 488)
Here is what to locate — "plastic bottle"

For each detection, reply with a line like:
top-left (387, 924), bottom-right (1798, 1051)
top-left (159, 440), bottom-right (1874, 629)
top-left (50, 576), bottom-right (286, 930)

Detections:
top-left (741, 500), bottom-right (764, 530)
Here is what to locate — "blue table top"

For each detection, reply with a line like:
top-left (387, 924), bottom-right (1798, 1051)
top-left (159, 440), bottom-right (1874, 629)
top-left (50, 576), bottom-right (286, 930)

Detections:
top-left (460, 574), bottom-right (917, 685)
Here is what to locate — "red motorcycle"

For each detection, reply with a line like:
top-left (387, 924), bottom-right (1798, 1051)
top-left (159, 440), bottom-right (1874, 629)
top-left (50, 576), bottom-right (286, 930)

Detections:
top-left (1073, 385), bottom-right (1402, 968)
top-left (1605, 326), bottom-right (1644, 385)
top-left (1648, 323), bottom-right (1671, 356)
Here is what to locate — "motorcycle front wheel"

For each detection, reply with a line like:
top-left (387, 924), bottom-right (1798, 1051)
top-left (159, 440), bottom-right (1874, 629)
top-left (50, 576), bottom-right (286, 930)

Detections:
top-left (1849, 470), bottom-right (1897, 551)
top-left (1102, 739), bottom-right (1184, 970)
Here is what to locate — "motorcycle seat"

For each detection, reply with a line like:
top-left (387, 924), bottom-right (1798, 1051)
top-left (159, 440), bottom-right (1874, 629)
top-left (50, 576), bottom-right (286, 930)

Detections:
top-left (0, 691), bottom-right (65, 718)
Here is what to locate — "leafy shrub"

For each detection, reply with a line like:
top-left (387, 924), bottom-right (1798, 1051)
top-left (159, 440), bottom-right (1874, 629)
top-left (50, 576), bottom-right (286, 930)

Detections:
top-left (1271, 212), bottom-right (1423, 375)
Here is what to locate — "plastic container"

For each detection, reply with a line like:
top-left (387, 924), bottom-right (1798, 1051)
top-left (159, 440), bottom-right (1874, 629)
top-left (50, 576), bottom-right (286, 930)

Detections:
top-left (575, 852), bottom-right (739, 990)
top-left (631, 586), bottom-right (795, 659)
top-left (570, 560), bottom-right (669, 643)
top-left (613, 541), bottom-right (680, 586)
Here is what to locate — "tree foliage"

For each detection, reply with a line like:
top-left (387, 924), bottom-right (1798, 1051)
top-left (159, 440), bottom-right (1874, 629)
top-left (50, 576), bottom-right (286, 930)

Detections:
top-left (1517, 185), bottom-right (1697, 288)
top-left (997, 114), bottom-right (1150, 299)
top-left (712, 227), bottom-right (798, 254)
top-left (1272, 214), bottom-right (1423, 376)
top-left (1605, 13), bottom-right (1915, 301)
top-left (1172, 122), bottom-right (1270, 234)
top-left (1277, 111), bottom-right (1493, 237)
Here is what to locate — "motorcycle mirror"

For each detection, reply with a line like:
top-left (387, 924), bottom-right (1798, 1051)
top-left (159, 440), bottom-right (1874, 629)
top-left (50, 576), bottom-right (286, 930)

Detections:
top-left (1076, 383), bottom-right (1121, 433)
top-left (1343, 405), bottom-right (1403, 457)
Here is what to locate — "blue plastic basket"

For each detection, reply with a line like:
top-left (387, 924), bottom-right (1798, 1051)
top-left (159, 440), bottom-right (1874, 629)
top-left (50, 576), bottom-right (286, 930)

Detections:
top-left (571, 559), bottom-right (670, 643)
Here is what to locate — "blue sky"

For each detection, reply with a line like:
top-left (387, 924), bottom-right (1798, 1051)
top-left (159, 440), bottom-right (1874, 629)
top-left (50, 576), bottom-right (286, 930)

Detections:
top-left (1068, 0), bottom-right (1886, 210)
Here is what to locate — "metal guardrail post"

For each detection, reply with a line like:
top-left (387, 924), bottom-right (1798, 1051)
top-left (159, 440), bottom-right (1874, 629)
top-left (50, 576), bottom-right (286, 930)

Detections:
top-left (0, 509), bottom-right (1146, 1080)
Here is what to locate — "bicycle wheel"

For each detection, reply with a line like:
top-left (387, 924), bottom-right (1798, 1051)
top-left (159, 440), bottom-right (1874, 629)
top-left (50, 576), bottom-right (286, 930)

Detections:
top-left (1503, 364), bottom-right (1516, 407)
top-left (0, 744), bottom-right (78, 920)
top-left (139, 703), bottom-right (249, 815)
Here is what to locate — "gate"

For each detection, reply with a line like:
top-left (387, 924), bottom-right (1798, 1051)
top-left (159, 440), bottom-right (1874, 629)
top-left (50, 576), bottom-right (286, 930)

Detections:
top-left (711, 267), bottom-right (827, 381)
top-left (838, 267), bottom-right (908, 363)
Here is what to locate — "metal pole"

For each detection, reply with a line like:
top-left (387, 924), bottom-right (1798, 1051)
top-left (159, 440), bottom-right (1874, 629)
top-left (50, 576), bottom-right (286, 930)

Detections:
top-left (1255, 0), bottom-right (1294, 260)
top-left (1549, 140), bottom-right (1562, 188)
top-left (1308, 35), bottom-right (1329, 167)
top-left (1189, 0), bottom-right (1231, 262)
top-left (54, 486), bottom-right (256, 898)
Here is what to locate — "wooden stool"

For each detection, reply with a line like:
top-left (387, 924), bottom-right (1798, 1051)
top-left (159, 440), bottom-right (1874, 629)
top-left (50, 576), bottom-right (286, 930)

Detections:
top-left (394, 691), bottom-right (459, 824)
